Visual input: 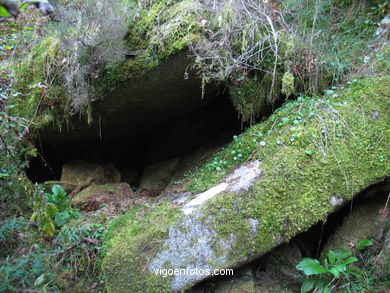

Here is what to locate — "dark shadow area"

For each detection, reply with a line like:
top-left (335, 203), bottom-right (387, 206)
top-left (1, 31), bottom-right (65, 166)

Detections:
top-left (26, 91), bottom-right (242, 184)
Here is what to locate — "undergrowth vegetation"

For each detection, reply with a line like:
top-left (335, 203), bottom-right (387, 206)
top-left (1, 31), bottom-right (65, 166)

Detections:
top-left (297, 239), bottom-right (390, 292)
top-left (0, 220), bottom-right (104, 292)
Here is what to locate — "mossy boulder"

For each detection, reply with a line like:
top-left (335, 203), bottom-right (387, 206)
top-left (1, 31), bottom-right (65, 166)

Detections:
top-left (102, 77), bottom-right (390, 292)
top-left (103, 164), bottom-right (122, 183)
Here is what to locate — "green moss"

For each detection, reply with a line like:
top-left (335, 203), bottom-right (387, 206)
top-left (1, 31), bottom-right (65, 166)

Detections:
top-left (188, 76), bottom-right (390, 192)
top-left (96, 0), bottom-right (200, 94)
top-left (229, 76), bottom-right (266, 125)
top-left (101, 202), bottom-right (182, 293)
top-left (188, 76), bottom-right (390, 262)
top-left (10, 36), bottom-right (67, 128)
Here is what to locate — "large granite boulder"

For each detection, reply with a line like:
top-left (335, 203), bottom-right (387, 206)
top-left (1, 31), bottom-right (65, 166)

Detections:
top-left (71, 182), bottom-right (134, 210)
top-left (101, 77), bottom-right (390, 292)
top-left (60, 160), bottom-right (121, 186)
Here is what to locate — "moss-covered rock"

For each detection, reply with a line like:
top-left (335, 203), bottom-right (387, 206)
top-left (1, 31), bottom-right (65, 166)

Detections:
top-left (101, 77), bottom-right (390, 292)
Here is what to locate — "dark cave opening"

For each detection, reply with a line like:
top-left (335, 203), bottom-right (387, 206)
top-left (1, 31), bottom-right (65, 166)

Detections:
top-left (25, 51), bottom-right (286, 187)
top-left (26, 91), bottom-right (245, 186)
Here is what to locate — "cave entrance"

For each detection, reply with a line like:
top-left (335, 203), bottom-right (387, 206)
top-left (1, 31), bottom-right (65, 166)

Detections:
top-left (25, 52), bottom-right (282, 190)
top-left (26, 91), bottom-right (243, 188)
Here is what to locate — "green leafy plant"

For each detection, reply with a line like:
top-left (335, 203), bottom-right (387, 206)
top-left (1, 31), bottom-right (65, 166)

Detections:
top-left (0, 217), bottom-right (25, 257)
top-left (31, 184), bottom-right (80, 237)
top-left (296, 239), bottom-right (373, 293)
top-left (0, 252), bottom-right (51, 292)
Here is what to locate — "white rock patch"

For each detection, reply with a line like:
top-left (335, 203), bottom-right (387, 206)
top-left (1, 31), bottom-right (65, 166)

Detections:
top-left (331, 195), bottom-right (344, 207)
top-left (183, 160), bottom-right (262, 215)
top-left (225, 160), bottom-right (262, 192)
top-left (183, 183), bottom-right (227, 215)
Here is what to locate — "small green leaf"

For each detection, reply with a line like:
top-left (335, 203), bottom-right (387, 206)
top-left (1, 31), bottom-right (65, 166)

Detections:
top-left (301, 277), bottom-right (316, 293)
top-left (19, 2), bottom-right (30, 10)
top-left (30, 212), bottom-right (37, 222)
top-left (0, 6), bottom-right (11, 17)
top-left (328, 264), bottom-right (346, 278)
top-left (42, 219), bottom-right (55, 237)
top-left (46, 203), bottom-right (57, 218)
top-left (52, 184), bottom-right (66, 197)
top-left (34, 274), bottom-right (45, 287)
top-left (54, 211), bottom-right (69, 227)
top-left (357, 239), bottom-right (373, 251)
top-left (0, 172), bottom-right (10, 179)
top-left (344, 257), bottom-right (358, 265)
top-left (305, 149), bottom-right (313, 156)
top-left (69, 209), bottom-right (80, 219)
top-left (328, 250), bottom-right (336, 265)
top-left (296, 258), bottom-right (327, 275)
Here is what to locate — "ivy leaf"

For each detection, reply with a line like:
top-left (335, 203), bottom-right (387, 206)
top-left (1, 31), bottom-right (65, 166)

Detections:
top-left (296, 258), bottom-right (327, 275)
